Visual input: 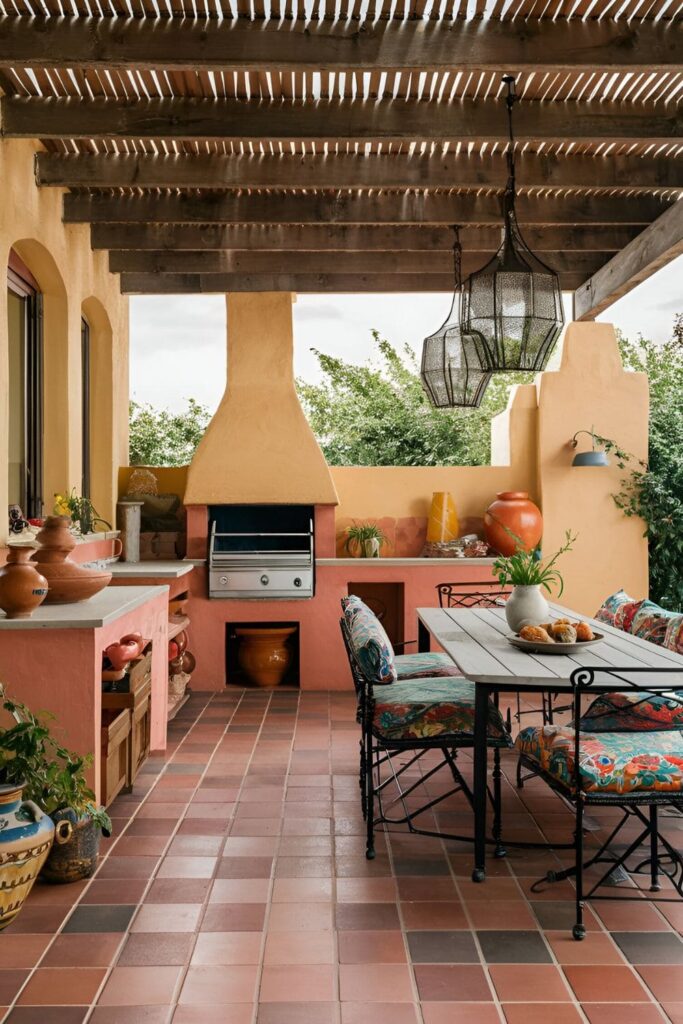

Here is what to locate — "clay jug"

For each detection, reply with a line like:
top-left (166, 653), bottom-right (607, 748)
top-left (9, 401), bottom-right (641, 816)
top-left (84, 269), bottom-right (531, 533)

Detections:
top-left (484, 491), bottom-right (543, 556)
top-left (0, 782), bottom-right (55, 931)
top-left (0, 547), bottom-right (49, 619)
top-left (236, 626), bottom-right (296, 687)
top-left (31, 516), bottom-right (112, 604)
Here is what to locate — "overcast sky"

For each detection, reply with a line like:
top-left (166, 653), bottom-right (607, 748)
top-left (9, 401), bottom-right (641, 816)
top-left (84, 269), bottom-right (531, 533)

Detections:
top-left (129, 254), bottom-right (683, 413)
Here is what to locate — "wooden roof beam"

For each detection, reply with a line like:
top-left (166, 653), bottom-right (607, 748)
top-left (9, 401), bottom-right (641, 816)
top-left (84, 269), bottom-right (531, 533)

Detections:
top-left (91, 223), bottom-right (642, 253)
top-left (35, 151), bottom-right (683, 193)
top-left (117, 271), bottom-right (589, 294)
top-left (0, 17), bottom-right (680, 73)
top-left (64, 191), bottom-right (670, 225)
top-left (5, 96), bottom-right (681, 145)
top-left (574, 200), bottom-right (683, 320)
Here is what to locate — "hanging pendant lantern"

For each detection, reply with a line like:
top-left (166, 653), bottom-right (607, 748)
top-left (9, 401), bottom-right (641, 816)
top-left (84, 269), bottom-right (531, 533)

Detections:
top-left (461, 76), bottom-right (564, 372)
top-left (420, 227), bottom-right (492, 409)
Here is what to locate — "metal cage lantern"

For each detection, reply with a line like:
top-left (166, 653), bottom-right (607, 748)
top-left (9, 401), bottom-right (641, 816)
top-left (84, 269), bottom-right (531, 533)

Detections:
top-left (461, 77), bottom-right (564, 372)
top-left (420, 229), bottom-right (492, 409)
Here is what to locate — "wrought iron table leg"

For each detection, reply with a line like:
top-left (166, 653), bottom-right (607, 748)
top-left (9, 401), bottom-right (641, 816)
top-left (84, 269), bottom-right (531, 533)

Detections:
top-left (472, 682), bottom-right (490, 882)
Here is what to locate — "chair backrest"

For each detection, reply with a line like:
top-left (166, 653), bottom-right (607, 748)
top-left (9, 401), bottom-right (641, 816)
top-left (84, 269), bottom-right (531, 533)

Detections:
top-left (339, 616), bottom-right (372, 705)
top-left (436, 581), bottom-right (509, 609)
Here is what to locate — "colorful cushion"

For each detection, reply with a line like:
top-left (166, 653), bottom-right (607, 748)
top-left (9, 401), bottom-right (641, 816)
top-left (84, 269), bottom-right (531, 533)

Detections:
top-left (630, 600), bottom-right (679, 645)
top-left (664, 614), bottom-right (683, 655)
top-left (395, 652), bottom-right (462, 680)
top-left (516, 724), bottom-right (683, 795)
top-left (341, 596), bottom-right (397, 684)
top-left (373, 677), bottom-right (511, 744)
top-left (595, 589), bottom-right (642, 631)
top-left (582, 690), bottom-right (683, 732)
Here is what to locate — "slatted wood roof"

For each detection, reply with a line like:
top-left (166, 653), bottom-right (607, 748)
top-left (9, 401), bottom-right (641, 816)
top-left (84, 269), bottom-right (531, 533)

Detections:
top-left (1, 0), bottom-right (681, 297)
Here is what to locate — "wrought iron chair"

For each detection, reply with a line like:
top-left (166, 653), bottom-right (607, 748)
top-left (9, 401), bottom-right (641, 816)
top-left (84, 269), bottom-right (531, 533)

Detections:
top-left (340, 611), bottom-right (512, 861)
top-left (516, 666), bottom-right (683, 939)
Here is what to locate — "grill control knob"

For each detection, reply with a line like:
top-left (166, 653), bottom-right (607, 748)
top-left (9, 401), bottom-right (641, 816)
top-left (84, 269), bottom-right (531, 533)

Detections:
top-left (294, 577), bottom-right (302, 588)
top-left (260, 574), bottom-right (269, 586)
top-left (220, 576), bottom-right (228, 585)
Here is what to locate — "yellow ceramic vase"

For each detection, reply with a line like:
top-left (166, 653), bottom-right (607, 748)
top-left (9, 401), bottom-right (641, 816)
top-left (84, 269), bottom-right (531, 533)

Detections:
top-left (426, 492), bottom-right (460, 544)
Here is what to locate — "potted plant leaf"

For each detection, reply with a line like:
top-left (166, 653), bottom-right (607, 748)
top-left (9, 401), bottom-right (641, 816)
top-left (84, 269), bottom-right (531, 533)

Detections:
top-left (0, 686), bottom-right (112, 884)
top-left (54, 489), bottom-right (111, 536)
top-left (493, 529), bottom-right (576, 632)
top-left (345, 521), bottom-right (388, 559)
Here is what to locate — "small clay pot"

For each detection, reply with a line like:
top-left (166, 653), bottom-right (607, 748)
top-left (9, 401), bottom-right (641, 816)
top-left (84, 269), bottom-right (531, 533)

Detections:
top-left (41, 812), bottom-right (102, 885)
top-left (484, 491), bottom-right (543, 556)
top-left (0, 547), bottom-right (49, 619)
top-left (31, 516), bottom-right (112, 604)
top-left (236, 626), bottom-right (297, 687)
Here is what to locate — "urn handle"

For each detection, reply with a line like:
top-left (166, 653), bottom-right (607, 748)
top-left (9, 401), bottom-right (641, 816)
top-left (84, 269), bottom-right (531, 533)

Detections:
top-left (23, 800), bottom-right (50, 826)
top-left (54, 820), bottom-right (74, 844)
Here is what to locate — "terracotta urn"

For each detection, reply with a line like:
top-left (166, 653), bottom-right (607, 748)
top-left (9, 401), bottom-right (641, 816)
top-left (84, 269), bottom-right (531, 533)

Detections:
top-left (484, 491), bottom-right (543, 556)
top-left (0, 547), bottom-right (49, 619)
top-left (236, 626), bottom-right (297, 687)
top-left (0, 782), bottom-right (55, 931)
top-left (31, 516), bottom-right (112, 604)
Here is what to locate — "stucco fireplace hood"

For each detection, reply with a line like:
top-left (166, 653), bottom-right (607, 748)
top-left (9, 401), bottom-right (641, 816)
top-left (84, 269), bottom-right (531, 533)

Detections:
top-left (184, 292), bottom-right (338, 507)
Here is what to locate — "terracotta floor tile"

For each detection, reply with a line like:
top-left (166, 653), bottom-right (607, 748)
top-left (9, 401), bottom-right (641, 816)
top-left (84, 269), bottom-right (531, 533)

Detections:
top-left (41, 933), bottom-right (123, 968)
top-left (178, 965), bottom-right (259, 1005)
top-left (0, 934), bottom-right (51, 968)
top-left (595, 902), bottom-right (670, 932)
top-left (222, 837), bottom-right (279, 856)
top-left (144, 879), bottom-right (211, 904)
top-left (16, 967), bottom-right (106, 1006)
top-left (268, 902), bottom-right (333, 932)
top-left (97, 966), bottom-right (183, 1006)
top-left (401, 902), bottom-right (469, 931)
top-left (413, 965), bottom-right (492, 1002)
top-left (4, 1008), bottom-right (90, 1024)
top-left (117, 932), bottom-right (194, 966)
top-left (546, 930), bottom-right (625, 965)
top-left (406, 930), bottom-right (479, 964)
top-left (131, 903), bottom-right (202, 933)
top-left (341, 1003), bottom-right (420, 1023)
top-left (271, 877), bottom-right (333, 903)
top-left (422, 1005), bottom-right (503, 1024)
top-left (563, 966), bottom-right (650, 1003)
top-left (174, 1005), bottom-right (254, 1024)
top-left (80, 880), bottom-right (147, 905)
top-left (489, 964), bottom-right (572, 1001)
top-left (0, 971), bottom-right (29, 1004)
top-left (663, 1004), bottom-right (683, 1024)
top-left (637, 966), bottom-right (683, 1003)
top-left (260, 964), bottom-right (336, 1001)
top-left (581, 1005), bottom-right (665, 1024)
top-left (256, 1003), bottom-right (336, 1024)
top-left (335, 903), bottom-right (401, 931)
top-left (90, 1004), bottom-right (172, 1023)
top-left (335, 878), bottom-right (398, 903)
top-left (96, 856), bottom-right (159, 880)
top-left (156, 856), bottom-right (217, 879)
top-left (465, 900), bottom-right (537, 930)
top-left (63, 905), bottom-right (136, 934)
top-left (201, 903), bottom-right (266, 932)
top-left (339, 964), bottom-right (414, 1002)
top-left (209, 879), bottom-right (270, 903)
top-left (264, 929), bottom-right (335, 964)
top-left (191, 931), bottom-right (262, 966)
top-left (502, 1005), bottom-right (584, 1024)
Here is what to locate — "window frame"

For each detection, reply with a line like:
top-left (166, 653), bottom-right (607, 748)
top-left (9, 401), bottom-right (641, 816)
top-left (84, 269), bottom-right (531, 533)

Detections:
top-left (7, 252), bottom-right (43, 519)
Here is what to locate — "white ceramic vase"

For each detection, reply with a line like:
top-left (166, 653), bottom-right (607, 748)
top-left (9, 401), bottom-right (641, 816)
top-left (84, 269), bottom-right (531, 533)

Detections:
top-left (505, 585), bottom-right (549, 632)
top-left (362, 537), bottom-right (381, 558)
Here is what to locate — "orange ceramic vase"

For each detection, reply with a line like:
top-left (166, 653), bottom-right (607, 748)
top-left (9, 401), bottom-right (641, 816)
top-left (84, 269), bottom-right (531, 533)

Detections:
top-left (31, 516), bottom-right (112, 604)
top-left (0, 547), bottom-right (49, 619)
top-left (236, 626), bottom-right (297, 687)
top-left (484, 491), bottom-right (543, 556)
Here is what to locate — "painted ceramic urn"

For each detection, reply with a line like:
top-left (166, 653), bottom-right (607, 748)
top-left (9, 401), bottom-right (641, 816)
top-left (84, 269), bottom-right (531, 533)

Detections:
top-left (0, 547), bottom-right (48, 619)
top-left (0, 782), bottom-right (55, 931)
top-left (484, 491), bottom-right (542, 556)
top-left (31, 516), bottom-right (112, 604)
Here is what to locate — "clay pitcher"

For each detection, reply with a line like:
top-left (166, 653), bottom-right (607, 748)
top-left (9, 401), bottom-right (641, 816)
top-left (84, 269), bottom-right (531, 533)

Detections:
top-left (0, 547), bottom-right (48, 619)
top-left (236, 626), bottom-right (296, 687)
top-left (0, 782), bottom-right (55, 931)
top-left (31, 516), bottom-right (112, 604)
top-left (484, 491), bottom-right (543, 556)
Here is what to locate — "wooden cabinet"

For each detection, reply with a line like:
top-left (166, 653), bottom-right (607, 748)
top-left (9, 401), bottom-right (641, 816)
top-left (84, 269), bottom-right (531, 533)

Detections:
top-left (100, 709), bottom-right (131, 807)
top-left (100, 648), bottom-right (153, 805)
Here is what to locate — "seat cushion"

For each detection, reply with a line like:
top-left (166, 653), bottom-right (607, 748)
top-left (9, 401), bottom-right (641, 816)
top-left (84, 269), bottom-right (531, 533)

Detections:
top-left (665, 614), bottom-right (683, 655)
top-left (516, 724), bottom-right (683, 795)
top-left (341, 595), bottom-right (397, 684)
top-left (582, 690), bottom-right (683, 732)
top-left (373, 677), bottom-right (510, 744)
top-left (630, 600), bottom-right (680, 646)
top-left (395, 652), bottom-right (462, 680)
top-left (595, 589), bottom-right (642, 632)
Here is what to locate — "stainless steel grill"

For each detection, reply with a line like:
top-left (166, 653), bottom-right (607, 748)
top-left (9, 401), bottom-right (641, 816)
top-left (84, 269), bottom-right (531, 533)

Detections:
top-left (208, 505), bottom-right (314, 600)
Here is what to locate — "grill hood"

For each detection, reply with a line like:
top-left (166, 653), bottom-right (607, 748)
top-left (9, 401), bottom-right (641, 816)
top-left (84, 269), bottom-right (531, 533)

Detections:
top-left (184, 292), bottom-right (338, 507)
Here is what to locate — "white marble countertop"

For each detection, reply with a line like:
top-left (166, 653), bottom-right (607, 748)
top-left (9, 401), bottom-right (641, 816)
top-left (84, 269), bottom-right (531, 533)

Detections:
top-left (316, 557), bottom-right (497, 567)
top-left (109, 561), bottom-right (194, 579)
top-left (8, 529), bottom-right (120, 548)
top-left (0, 585), bottom-right (169, 630)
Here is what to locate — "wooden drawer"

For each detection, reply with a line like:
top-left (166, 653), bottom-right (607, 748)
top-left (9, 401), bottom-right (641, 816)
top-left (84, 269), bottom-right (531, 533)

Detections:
top-left (130, 690), bottom-right (152, 786)
top-left (100, 709), bottom-right (131, 808)
top-left (128, 649), bottom-right (152, 694)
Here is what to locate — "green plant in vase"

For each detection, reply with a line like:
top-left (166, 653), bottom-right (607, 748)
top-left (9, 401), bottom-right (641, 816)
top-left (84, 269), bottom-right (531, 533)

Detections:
top-left (493, 529), bottom-right (576, 632)
top-left (53, 489), bottom-right (111, 535)
top-left (345, 521), bottom-right (388, 559)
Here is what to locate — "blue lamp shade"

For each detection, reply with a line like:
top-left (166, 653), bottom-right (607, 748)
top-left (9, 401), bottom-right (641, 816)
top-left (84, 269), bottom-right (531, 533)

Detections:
top-left (572, 449), bottom-right (610, 467)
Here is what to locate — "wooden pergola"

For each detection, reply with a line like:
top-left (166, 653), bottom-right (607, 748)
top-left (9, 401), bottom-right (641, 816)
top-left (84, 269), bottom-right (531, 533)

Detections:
top-left (2, 0), bottom-right (681, 317)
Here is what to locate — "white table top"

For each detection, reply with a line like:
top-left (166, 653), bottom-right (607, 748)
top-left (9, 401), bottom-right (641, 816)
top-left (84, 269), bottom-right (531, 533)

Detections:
top-left (418, 602), bottom-right (683, 691)
top-left (0, 585), bottom-right (169, 630)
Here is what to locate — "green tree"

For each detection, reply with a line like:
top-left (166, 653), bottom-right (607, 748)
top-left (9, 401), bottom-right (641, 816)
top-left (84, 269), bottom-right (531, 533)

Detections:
top-left (128, 398), bottom-right (211, 467)
top-left (296, 330), bottom-right (531, 467)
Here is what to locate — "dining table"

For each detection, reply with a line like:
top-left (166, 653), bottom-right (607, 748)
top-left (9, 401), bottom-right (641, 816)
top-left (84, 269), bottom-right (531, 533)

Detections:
top-left (416, 601), bottom-right (683, 882)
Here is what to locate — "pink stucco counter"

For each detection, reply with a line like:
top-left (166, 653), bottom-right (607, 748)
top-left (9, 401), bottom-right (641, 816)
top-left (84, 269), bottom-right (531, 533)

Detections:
top-left (0, 584), bottom-right (169, 802)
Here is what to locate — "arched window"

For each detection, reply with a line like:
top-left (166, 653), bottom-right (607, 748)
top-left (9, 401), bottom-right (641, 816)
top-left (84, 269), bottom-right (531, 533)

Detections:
top-left (7, 249), bottom-right (43, 518)
top-left (81, 316), bottom-right (91, 499)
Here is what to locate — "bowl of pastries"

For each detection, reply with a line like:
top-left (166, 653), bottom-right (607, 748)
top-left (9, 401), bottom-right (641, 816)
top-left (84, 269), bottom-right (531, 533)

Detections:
top-left (508, 618), bottom-right (603, 654)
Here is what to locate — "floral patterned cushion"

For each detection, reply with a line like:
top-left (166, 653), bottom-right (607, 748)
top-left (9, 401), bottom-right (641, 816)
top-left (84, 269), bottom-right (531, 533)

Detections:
top-left (595, 589), bottom-right (642, 631)
top-left (665, 615), bottom-right (683, 655)
top-left (630, 600), bottom-right (679, 645)
top-left (395, 652), bottom-right (462, 680)
top-left (341, 596), bottom-right (397, 684)
top-left (373, 678), bottom-right (511, 744)
top-left (582, 690), bottom-right (683, 732)
top-left (516, 724), bottom-right (683, 794)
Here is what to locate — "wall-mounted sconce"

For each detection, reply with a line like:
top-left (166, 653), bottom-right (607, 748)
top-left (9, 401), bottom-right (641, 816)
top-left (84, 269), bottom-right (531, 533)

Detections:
top-left (570, 429), bottom-right (610, 467)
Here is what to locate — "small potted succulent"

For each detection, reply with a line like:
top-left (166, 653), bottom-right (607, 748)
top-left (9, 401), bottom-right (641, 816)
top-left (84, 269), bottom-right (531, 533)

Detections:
top-left (493, 529), bottom-right (576, 632)
top-left (345, 521), bottom-right (388, 559)
top-left (0, 686), bottom-right (111, 884)
top-left (54, 489), bottom-right (111, 536)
